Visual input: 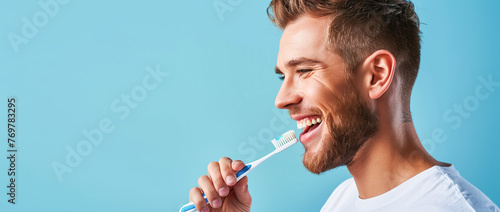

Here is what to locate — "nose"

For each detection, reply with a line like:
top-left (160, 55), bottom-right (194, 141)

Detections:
top-left (275, 78), bottom-right (302, 109)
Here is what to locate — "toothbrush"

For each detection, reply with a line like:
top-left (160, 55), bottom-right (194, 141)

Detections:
top-left (179, 130), bottom-right (298, 212)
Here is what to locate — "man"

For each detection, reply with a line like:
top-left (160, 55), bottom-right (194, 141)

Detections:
top-left (187, 0), bottom-right (499, 211)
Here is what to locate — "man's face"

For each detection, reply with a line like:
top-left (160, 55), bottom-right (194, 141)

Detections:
top-left (275, 15), bottom-right (378, 174)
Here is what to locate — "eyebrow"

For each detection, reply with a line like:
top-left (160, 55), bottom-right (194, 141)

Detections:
top-left (275, 57), bottom-right (325, 74)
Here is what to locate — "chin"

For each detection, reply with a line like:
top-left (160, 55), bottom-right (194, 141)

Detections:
top-left (302, 121), bottom-right (368, 174)
top-left (302, 133), bottom-right (345, 174)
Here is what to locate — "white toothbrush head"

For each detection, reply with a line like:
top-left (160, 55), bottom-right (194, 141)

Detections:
top-left (270, 130), bottom-right (298, 151)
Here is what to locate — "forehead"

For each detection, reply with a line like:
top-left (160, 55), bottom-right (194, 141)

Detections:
top-left (277, 15), bottom-right (332, 67)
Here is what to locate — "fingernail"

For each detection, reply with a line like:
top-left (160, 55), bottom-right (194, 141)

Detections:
top-left (201, 207), bottom-right (209, 212)
top-left (219, 187), bottom-right (229, 197)
top-left (212, 198), bottom-right (222, 208)
top-left (226, 175), bottom-right (236, 186)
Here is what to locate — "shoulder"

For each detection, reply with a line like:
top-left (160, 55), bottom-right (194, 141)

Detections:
top-left (432, 165), bottom-right (500, 212)
top-left (399, 165), bottom-right (499, 211)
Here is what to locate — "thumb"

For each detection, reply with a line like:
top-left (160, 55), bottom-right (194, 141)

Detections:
top-left (233, 176), bottom-right (252, 206)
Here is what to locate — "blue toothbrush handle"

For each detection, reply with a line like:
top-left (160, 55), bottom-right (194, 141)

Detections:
top-left (179, 164), bottom-right (253, 212)
top-left (236, 164), bottom-right (252, 179)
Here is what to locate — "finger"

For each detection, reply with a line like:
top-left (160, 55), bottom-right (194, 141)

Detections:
top-left (233, 176), bottom-right (252, 207)
top-left (219, 157), bottom-right (237, 187)
top-left (208, 161), bottom-right (229, 197)
top-left (232, 160), bottom-right (246, 172)
top-left (189, 187), bottom-right (209, 212)
top-left (198, 175), bottom-right (222, 209)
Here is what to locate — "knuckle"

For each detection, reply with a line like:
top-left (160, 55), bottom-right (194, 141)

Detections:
top-left (208, 161), bottom-right (219, 169)
top-left (219, 157), bottom-right (231, 163)
top-left (198, 175), bottom-right (210, 185)
top-left (189, 187), bottom-right (199, 195)
top-left (232, 160), bottom-right (241, 166)
top-left (233, 160), bottom-right (244, 169)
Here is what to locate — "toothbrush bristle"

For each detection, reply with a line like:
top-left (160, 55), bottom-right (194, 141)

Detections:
top-left (271, 130), bottom-right (298, 149)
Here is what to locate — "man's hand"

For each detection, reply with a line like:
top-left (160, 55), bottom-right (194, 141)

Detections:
top-left (189, 157), bottom-right (252, 212)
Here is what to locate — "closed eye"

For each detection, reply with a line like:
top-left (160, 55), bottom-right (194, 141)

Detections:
top-left (297, 69), bottom-right (313, 73)
top-left (276, 69), bottom-right (313, 81)
top-left (297, 69), bottom-right (313, 77)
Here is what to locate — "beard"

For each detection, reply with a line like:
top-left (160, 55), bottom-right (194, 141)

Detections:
top-left (303, 79), bottom-right (378, 174)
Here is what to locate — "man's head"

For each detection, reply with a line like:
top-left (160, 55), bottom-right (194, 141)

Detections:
top-left (269, 0), bottom-right (421, 174)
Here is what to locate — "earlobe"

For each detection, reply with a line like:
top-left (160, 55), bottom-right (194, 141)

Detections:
top-left (365, 50), bottom-right (396, 100)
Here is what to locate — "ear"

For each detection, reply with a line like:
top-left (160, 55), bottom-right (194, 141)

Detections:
top-left (360, 50), bottom-right (396, 99)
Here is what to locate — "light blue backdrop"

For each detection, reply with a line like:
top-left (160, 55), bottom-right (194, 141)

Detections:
top-left (0, 0), bottom-right (498, 211)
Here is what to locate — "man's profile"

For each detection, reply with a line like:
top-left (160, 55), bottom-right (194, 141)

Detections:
top-left (186, 0), bottom-right (500, 211)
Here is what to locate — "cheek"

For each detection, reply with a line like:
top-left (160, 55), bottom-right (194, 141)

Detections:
top-left (304, 75), bottom-right (344, 113)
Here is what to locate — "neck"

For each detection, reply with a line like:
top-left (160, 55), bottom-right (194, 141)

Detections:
top-left (346, 119), bottom-right (445, 199)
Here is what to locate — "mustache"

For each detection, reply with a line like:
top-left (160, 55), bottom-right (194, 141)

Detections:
top-left (287, 104), bottom-right (324, 117)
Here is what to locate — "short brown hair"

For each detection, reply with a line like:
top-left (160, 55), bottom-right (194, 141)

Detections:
top-left (268, 0), bottom-right (421, 105)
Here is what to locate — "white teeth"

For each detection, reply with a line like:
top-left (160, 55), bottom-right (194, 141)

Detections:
top-left (297, 117), bottom-right (322, 130)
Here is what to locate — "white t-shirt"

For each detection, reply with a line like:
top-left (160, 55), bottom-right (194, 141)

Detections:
top-left (321, 165), bottom-right (499, 212)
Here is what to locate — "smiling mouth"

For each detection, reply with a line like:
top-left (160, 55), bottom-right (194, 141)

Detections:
top-left (297, 116), bottom-right (322, 143)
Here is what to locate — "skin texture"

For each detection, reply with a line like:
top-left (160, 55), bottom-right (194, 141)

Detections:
top-left (275, 14), bottom-right (446, 199)
top-left (188, 14), bottom-right (447, 211)
top-left (275, 14), bottom-right (379, 175)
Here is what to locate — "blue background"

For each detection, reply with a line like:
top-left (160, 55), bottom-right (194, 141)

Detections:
top-left (0, 0), bottom-right (498, 211)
